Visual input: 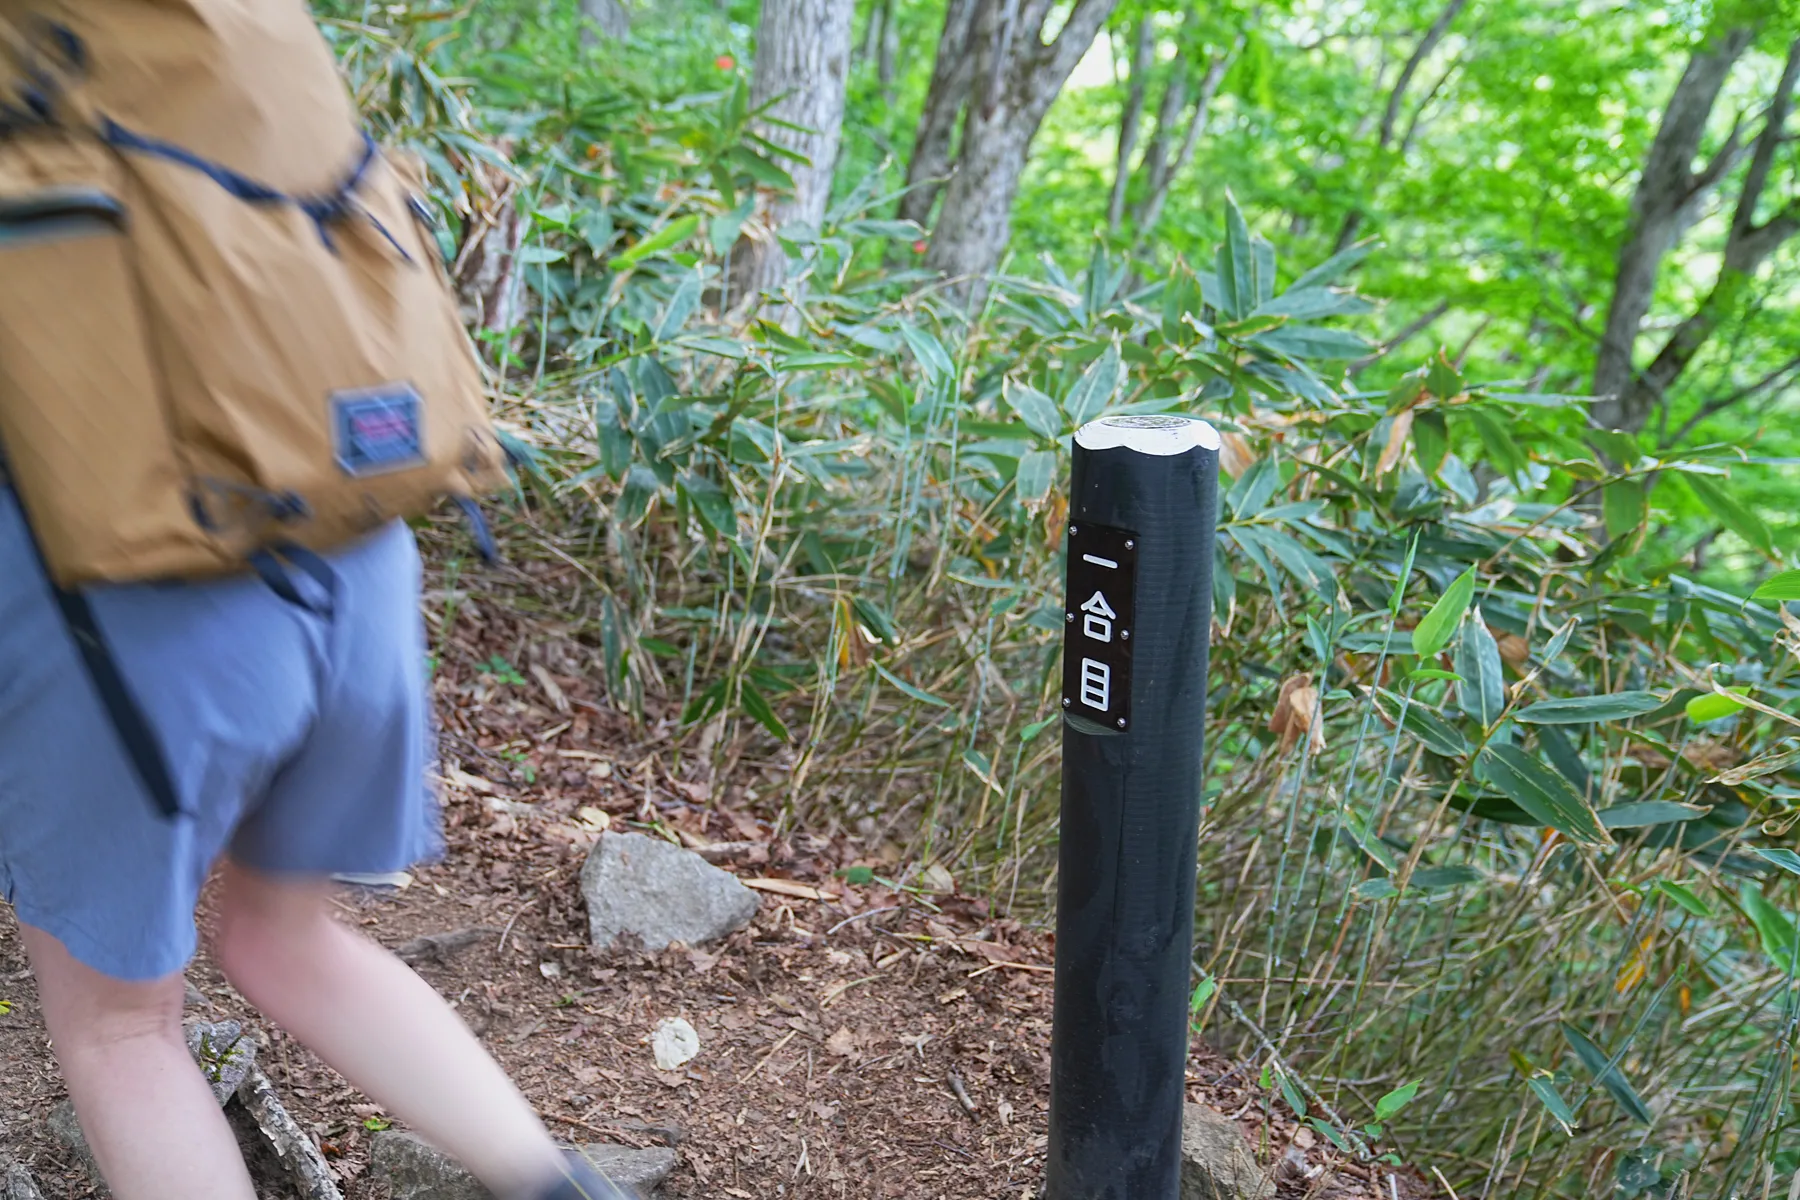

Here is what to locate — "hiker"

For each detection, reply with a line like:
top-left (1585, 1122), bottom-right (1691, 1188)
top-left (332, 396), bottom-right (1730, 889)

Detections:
top-left (0, 3), bottom-right (623, 1198)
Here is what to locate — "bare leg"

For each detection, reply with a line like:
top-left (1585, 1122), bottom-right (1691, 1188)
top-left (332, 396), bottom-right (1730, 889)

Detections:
top-left (21, 924), bottom-right (257, 1200)
top-left (212, 860), bottom-right (567, 1200)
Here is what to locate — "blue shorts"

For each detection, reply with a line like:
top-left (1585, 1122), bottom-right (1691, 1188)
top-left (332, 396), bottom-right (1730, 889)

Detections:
top-left (0, 488), bottom-right (441, 981)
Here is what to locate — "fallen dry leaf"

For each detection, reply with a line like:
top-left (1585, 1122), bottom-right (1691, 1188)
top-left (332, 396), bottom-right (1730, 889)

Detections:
top-left (1628, 745), bottom-right (1674, 771)
top-left (742, 878), bottom-right (838, 902)
top-left (530, 663), bottom-right (570, 714)
top-left (824, 1026), bottom-right (858, 1057)
top-left (445, 766), bottom-right (497, 794)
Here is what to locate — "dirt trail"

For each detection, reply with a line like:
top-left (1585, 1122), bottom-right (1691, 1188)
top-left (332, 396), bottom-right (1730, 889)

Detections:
top-left (0, 555), bottom-right (1430, 1199)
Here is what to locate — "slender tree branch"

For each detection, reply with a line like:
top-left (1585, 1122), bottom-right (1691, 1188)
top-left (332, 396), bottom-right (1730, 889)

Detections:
top-left (1690, 113), bottom-right (1749, 201)
top-left (1453, 314), bottom-right (1493, 369)
top-left (1590, 24), bottom-right (1759, 429)
top-left (1335, 0), bottom-right (1470, 252)
top-left (1169, 45), bottom-right (1234, 185)
top-left (1378, 0), bottom-right (1468, 148)
top-left (1666, 353), bottom-right (1800, 447)
top-left (1128, 10), bottom-right (1198, 225)
top-left (1351, 300), bottom-right (1450, 376)
top-left (1045, 0), bottom-right (1121, 89)
top-left (1399, 51), bottom-right (1464, 157)
top-left (1730, 38), bottom-right (1800, 260)
top-left (897, 0), bottom-right (980, 230)
top-left (1624, 38), bottom-right (1800, 420)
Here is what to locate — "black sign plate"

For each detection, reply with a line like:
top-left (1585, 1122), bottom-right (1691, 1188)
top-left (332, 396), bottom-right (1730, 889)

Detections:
top-left (1061, 521), bottom-right (1139, 731)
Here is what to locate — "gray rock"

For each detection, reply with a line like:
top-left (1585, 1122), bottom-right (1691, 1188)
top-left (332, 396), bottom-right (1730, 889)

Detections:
top-left (49, 1021), bottom-right (259, 1187)
top-left (581, 832), bottom-right (759, 952)
top-left (186, 1020), bottom-right (258, 1105)
top-left (47, 1101), bottom-right (98, 1182)
top-left (1180, 1103), bottom-right (1274, 1200)
top-left (1, 1162), bottom-right (43, 1200)
top-left (370, 1132), bottom-right (676, 1199)
top-left (369, 1133), bottom-right (487, 1200)
top-left (573, 1144), bottom-right (679, 1196)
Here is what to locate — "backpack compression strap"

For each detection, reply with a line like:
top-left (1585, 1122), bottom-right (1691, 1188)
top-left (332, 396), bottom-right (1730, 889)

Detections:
top-left (51, 583), bottom-right (185, 818)
top-left (10, 491), bottom-right (184, 820)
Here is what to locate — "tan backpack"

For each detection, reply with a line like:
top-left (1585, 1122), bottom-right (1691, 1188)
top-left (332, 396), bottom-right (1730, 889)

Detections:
top-left (0, 0), bottom-right (507, 818)
top-left (0, 0), bottom-right (507, 590)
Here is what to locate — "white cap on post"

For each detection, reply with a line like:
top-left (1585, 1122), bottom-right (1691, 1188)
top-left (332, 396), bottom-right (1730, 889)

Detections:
top-left (1074, 414), bottom-right (1220, 456)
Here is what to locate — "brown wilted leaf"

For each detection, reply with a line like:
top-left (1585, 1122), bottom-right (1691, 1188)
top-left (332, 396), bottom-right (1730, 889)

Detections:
top-left (825, 1026), bottom-right (858, 1057)
top-left (1043, 492), bottom-right (1070, 546)
top-left (1375, 408), bottom-right (1415, 478)
top-left (1681, 740), bottom-right (1742, 772)
top-left (1497, 634), bottom-right (1530, 670)
top-left (1268, 674), bottom-right (1326, 755)
top-left (1219, 431), bottom-right (1256, 478)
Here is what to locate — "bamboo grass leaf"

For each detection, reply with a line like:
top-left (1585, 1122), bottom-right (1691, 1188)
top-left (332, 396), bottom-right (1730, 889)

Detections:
top-left (1412, 568), bottom-right (1474, 659)
top-left (1560, 1023), bottom-right (1653, 1125)
top-left (1063, 343), bottom-right (1124, 426)
top-left (874, 663), bottom-right (951, 709)
top-left (1480, 745), bottom-right (1610, 844)
top-left (1751, 568), bottom-right (1800, 602)
top-left (1005, 380), bottom-right (1064, 441)
top-left (1455, 614), bottom-right (1504, 728)
top-left (1516, 691), bottom-right (1663, 724)
top-left (1598, 802), bottom-right (1707, 828)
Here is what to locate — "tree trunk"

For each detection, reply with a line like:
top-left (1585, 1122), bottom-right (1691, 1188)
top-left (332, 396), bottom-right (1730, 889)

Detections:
top-left (726, 0), bottom-right (856, 309)
top-left (897, 0), bottom-right (980, 231)
top-left (924, 0), bottom-right (1122, 301)
top-left (1132, 42), bottom-right (1233, 239)
top-left (452, 152), bottom-right (526, 344)
top-left (877, 0), bottom-right (899, 99)
top-left (1133, 40), bottom-right (1192, 227)
top-left (1608, 36), bottom-right (1799, 434)
top-left (860, 0), bottom-right (900, 95)
top-left (1589, 24), bottom-right (1757, 431)
top-left (1107, 18), bottom-right (1155, 232)
top-left (579, 0), bottom-right (629, 44)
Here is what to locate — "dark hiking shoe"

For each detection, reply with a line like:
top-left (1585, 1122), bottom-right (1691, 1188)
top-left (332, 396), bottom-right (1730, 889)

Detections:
top-left (536, 1154), bottom-right (634, 1200)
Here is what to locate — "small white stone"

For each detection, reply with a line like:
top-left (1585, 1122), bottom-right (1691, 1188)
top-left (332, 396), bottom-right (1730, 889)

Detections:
top-left (650, 1017), bottom-right (701, 1072)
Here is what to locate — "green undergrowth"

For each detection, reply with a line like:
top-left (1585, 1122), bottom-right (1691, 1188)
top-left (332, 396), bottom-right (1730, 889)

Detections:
top-left (327, 7), bottom-right (1800, 1194)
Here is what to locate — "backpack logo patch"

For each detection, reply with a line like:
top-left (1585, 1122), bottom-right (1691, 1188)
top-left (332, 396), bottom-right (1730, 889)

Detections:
top-left (333, 386), bottom-right (425, 476)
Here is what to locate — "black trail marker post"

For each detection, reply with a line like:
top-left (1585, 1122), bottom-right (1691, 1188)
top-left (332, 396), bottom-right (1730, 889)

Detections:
top-left (1045, 414), bottom-right (1219, 1200)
